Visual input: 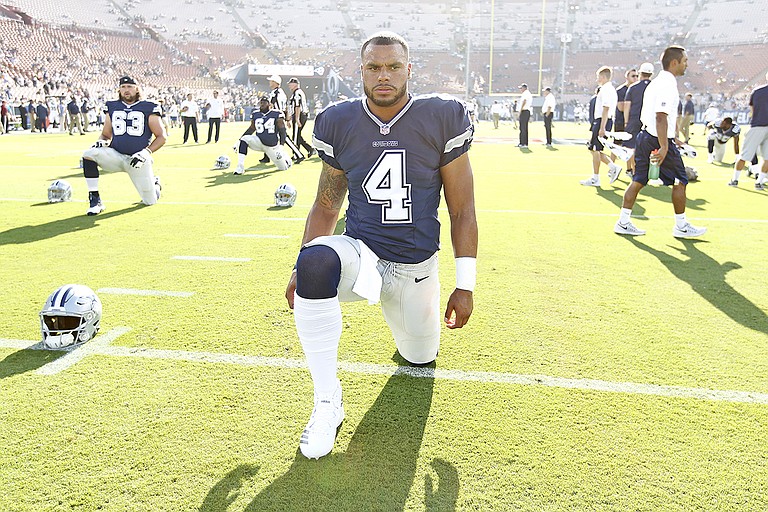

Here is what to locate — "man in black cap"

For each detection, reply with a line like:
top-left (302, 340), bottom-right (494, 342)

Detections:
top-left (80, 76), bottom-right (165, 215)
top-left (287, 77), bottom-right (315, 162)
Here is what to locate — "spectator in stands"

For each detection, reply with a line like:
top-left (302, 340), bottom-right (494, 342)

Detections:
top-left (729, 72), bottom-right (768, 190)
top-left (580, 67), bottom-right (621, 187)
top-left (180, 92), bottom-right (199, 144)
top-left (542, 87), bottom-right (556, 147)
top-left (205, 90), bottom-right (224, 144)
top-left (680, 93), bottom-right (694, 143)
top-left (517, 83), bottom-right (532, 148)
top-left (67, 96), bottom-right (85, 135)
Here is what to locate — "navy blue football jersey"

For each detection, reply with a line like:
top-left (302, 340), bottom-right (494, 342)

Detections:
top-left (249, 108), bottom-right (284, 147)
top-left (712, 119), bottom-right (741, 143)
top-left (312, 94), bottom-right (473, 264)
top-left (625, 79), bottom-right (651, 125)
top-left (106, 100), bottom-right (161, 155)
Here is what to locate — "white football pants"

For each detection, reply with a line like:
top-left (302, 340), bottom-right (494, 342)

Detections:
top-left (240, 135), bottom-right (292, 171)
top-left (82, 147), bottom-right (158, 205)
top-left (300, 235), bottom-right (441, 365)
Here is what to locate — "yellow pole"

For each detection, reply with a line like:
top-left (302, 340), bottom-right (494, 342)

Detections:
top-left (538, 0), bottom-right (546, 95)
top-left (488, 0), bottom-right (495, 95)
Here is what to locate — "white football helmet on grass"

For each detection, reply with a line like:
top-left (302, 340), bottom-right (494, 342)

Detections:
top-left (48, 179), bottom-right (73, 203)
top-left (215, 155), bottom-right (231, 169)
top-left (275, 183), bottom-right (297, 207)
top-left (40, 284), bottom-right (102, 349)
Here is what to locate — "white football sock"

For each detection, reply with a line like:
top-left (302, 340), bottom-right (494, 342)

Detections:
top-left (294, 294), bottom-right (342, 396)
top-left (732, 169), bottom-right (741, 182)
top-left (758, 172), bottom-right (767, 185)
top-left (85, 178), bottom-right (99, 192)
top-left (674, 213), bottom-right (687, 228)
top-left (237, 153), bottom-right (246, 167)
top-left (619, 208), bottom-right (632, 224)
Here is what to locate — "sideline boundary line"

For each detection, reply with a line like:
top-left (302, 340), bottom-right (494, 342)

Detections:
top-left (1, 330), bottom-right (766, 405)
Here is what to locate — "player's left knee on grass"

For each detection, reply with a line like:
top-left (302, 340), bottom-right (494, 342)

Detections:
top-left (296, 245), bottom-right (341, 299)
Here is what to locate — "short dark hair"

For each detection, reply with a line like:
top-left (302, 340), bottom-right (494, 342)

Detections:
top-left (361, 31), bottom-right (409, 60)
top-left (661, 46), bottom-right (686, 70)
top-left (597, 66), bottom-right (612, 80)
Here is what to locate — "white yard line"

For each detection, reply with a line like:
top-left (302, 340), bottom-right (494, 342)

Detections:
top-left (97, 288), bottom-right (194, 297)
top-left (1, 330), bottom-right (766, 405)
top-left (223, 234), bottom-right (291, 239)
top-left (172, 256), bottom-right (251, 262)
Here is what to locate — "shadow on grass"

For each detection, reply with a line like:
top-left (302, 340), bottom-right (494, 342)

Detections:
top-left (0, 348), bottom-right (65, 379)
top-left (0, 205), bottom-right (144, 246)
top-left (201, 371), bottom-right (458, 511)
top-left (204, 166), bottom-right (283, 188)
top-left (626, 237), bottom-right (767, 335)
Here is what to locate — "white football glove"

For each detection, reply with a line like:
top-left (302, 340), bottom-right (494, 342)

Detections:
top-left (91, 139), bottom-right (109, 149)
top-left (129, 148), bottom-right (152, 169)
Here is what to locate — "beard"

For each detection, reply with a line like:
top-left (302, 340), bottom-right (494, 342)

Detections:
top-left (364, 82), bottom-right (407, 108)
top-left (120, 90), bottom-right (139, 103)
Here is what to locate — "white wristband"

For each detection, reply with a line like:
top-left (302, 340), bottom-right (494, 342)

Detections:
top-left (455, 257), bottom-right (476, 292)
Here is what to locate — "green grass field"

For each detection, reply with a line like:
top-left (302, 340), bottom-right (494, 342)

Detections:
top-left (1, 119), bottom-right (767, 511)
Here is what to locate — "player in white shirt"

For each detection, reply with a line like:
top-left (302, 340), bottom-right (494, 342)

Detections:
top-left (614, 46), bottom-right (706, 238)
top-left (580, 66), bottom-right (622, 186)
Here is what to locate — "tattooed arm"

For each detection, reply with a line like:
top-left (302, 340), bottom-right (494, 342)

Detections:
top-left (285, 160), bottom-right (348, 308)
top-left (299, 160), bottom-right (348, 246)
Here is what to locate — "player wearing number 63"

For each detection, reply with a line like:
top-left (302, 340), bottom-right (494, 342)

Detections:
top-left (284, 31), bottom-right (478, 459)
top-left (81, 76), bottom-right (165, 216)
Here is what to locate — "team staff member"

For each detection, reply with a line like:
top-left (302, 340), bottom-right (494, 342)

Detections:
top-left (180, 92), bottom-right (199, 144)
top-left (81, 76), bottom-right (165, 216)
top-left (615, 68), bottom-right (638, 134)
top-left (614, 46), bottom-right (706, 238)
top-left (580, 66), bottom-right (621, 186)
top-left (517, 83), bottom-right (532, 148)
top-left (288, 77), bottom-right (315, 161)
top-left (205, 90), bottom-right (224, 143)
top-left (729, 72), bottom-right (768, 190)
top-left (542, 87), bottom-right (556, 147)
top-left (624, 62), bottom-right (655, 176)
top-left (285, 31), bottom-right (477, 460)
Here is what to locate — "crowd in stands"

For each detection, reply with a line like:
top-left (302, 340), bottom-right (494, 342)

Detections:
top-left (1, 0), bottom-right (767, 134)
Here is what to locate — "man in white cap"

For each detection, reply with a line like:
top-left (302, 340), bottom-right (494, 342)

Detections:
top-left (264, 74), bottom-right (303, 162)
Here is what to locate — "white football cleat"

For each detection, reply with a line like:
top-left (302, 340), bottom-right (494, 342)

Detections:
top-left (299, 380), bottom-right (344, 459)
top-left (614, 220), bottom-right (646, 236)
top-left (234, 165), bottom-right (245, 175)
top-left (86, 193), bottom-right (104, 216)
top-left (580, 177), bottom-right (600, 187)
top-left (608, 163), bottom-right (622, 184)
top-left (707, 153), bottom-right (714, 164)
top-left (673, 223), bottom-right (707, 238)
